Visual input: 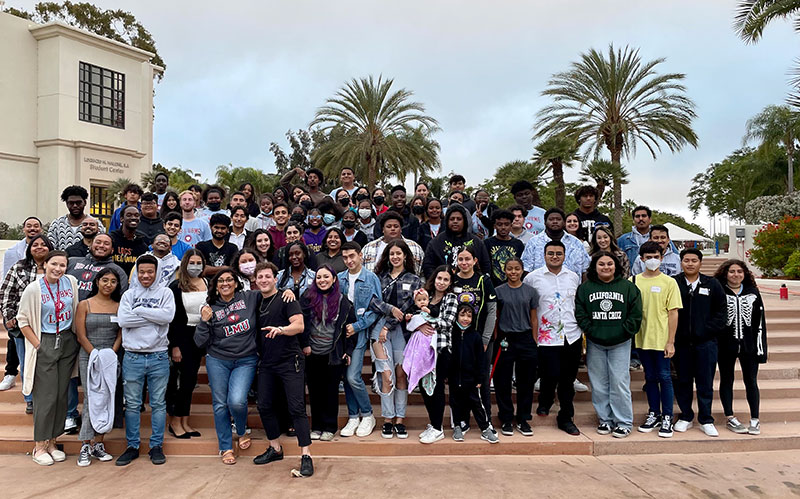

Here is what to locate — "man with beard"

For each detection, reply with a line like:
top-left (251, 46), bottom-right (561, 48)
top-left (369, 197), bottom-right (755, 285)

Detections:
top-left (68, 233), bottom-right (129, 300)
top-left (196, 214), bottom-right (238, 276)
top-left (2, 216), bottom-right (43, 276)
top-left (65, 217), bottom-right (100, 258)
top-left (110, 205), bottom-right (150, 275)
top-left (48, 185), bottom-right (106, 250)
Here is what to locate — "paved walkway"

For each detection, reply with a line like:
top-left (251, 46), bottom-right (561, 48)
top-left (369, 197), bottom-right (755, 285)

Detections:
top-left (1, 450), bottom-right (799, 498)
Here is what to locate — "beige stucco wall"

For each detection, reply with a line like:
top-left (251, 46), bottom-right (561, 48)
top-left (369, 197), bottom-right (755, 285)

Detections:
top-left (0, 12), bottom-right (156, 227)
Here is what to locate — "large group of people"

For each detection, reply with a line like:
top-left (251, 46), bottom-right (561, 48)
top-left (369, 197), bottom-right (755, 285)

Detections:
top-left (0, 168), bottom-right (769, 475)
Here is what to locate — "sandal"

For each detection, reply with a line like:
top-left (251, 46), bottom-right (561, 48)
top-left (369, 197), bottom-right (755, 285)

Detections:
top-left (220, 449), bottom-right (236, 465)
top-left (238, 435), bottom-right (251, 450)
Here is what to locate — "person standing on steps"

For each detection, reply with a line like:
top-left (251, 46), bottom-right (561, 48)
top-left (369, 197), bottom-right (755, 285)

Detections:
top-left (137, 193), bottom-right (166, 244)
top-left (714, 259), bottom-right (768, 436)
top-left (508, 205), bottom-right (534, 245)
top-left (510, 181), bottom-right (545, 236)
top-left (631, 225), bottom-right (680, 277)
top-left (65, 217), bottom-right (99, 258)
top-left (672, 249), bottom-right (727, 438)
top-left (3, 216), bottom-right (43, 276)
top-left (177, 191), bottom-right (211, 248)
top-left (109, 183), bottom-right (143, 232)
top-left (48, 185), bottom-right (106, 251)
top-left (162, 212), bottom-right (192, 261)
top-left (572, 185), bottom-right (613, 242)
top-left (484, 210), bottom-right (525, 287)
top-left (153, 172), bottom-right (170, 208)
top-left (110, 206), bottom-right (149, 276)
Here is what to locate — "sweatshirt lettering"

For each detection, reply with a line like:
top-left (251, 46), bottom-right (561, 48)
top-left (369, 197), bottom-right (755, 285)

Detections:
top-left (224, 319), bottom-right (250, 337)
top-left (587, 291), bottom-right (624, 303)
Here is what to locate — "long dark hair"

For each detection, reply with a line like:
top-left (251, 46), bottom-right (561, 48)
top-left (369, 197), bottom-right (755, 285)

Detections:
top-left (278, 241), bottom-right (310, 289)
top-left (232, 248), bottom-right (259, 280)
top-left (455, 244), bottom-right (481, 273)
top-left (305, 265), bottom-right (341, 325)
top-left (322, 227), bottom-right (346, 255)
top-left (424, 264), bottom-right (453, 297)
top-left (207, 267), bottom-right (243, 303)
top-left (587, 251), bottom-right (621, 282)
top-left (239, 182), bottom-right (257, 203)
top-left (86, 267), bottom-right (122, 302)
top-left (246, 229), bottom-right (275, 262)
top-left (589, 225), bottom-right (622, 256)
top-left (24, 235), bottom-right (54, 266)
top-left (714, 259), bottom-right (758, 289)
top-left (159, 191), bottom-right (181, 219)
top-left (178, 249), bottom-right (206, 292)
top-left (375, 239), bottom-right (415, 275)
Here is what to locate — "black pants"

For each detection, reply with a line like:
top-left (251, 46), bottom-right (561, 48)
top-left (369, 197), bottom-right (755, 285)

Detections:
top-left (306, 353), bottom-right (345, 433)
top-left (494, 331), bottom-right (537, 425)
top-left (4, 336), bottom-right (19, 376)
top-left (674, 339), bottom-right (717, 424)
top-left (718, 345), bottom-right (760, 419)
top-left (537, 338), bottom-right (582, 424)
top-left (166, 342), bottom-right (204, 417)
top-left (421, 350), bottom-right (451, 431)
top-left (256, 357), bottom-right (312, 448)
top-left (479, 340), bottom-right (494, 422)
top-left (449, 381), bottom-right (490, 431)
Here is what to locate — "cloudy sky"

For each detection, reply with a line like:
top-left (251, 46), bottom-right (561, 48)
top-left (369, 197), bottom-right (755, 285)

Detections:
top-left (15, 0), bottom-right (798, 230)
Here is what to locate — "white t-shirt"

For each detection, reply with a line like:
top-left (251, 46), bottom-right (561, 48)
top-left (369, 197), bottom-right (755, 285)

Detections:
top-left (347, 271), bottom-right (359, 303)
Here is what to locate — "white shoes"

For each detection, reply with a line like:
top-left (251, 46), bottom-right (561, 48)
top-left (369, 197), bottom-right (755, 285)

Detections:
top-left (50, 449), bottom-right (66, 462)
top-left (419, 425), bottom-right (444, 444)
top-left (534, 379), bottom-right (540, 392)
top-left (32, 451), bottom-right (54, 466)
top-left (340, 418), bottom-right (360, 437)
top-left (673, 420), bottom-right (693, 432)
top-left (310, 430), bottom-right (322, 440)
top-left (0, 374), bottom-right (16, 391)
top-left (700, 423), bottom-right (719, 437)
top-left (64, 417), bottom-right (78, 432)
top-left (356, 414), bottom-right (376, 437)
top-left (573, 379), bottom-right (589, 392)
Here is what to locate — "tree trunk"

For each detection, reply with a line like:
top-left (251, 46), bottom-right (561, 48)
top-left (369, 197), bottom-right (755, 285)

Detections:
top-left (553, 159), bottom-right (565, 211)
top-left (596, 180), bottom-right (607, 201)
top-left (611, 150), bottom-right (623, 238)
top-left (532, 185), bottom-right (543, 208)
top-left (367, 154), bottom-right (377, 192)
top-left (788, 136), bottom-right (795, 194)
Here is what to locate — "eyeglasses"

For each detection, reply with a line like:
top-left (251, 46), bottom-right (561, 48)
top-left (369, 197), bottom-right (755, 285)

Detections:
top-left (545, 252), bottom-right (565, 257)
top-left (308, 215), bottom-right (321, 220)
top-left (218, 278), bottom-right (236, 284)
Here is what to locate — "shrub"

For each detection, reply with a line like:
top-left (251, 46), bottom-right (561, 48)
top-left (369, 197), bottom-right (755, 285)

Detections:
top-left (785, 250), bottom-right (800, 279)
top-left (748, 216), bottom-right (800, 276)
top-left (745, 192), bottom-right (800, 224)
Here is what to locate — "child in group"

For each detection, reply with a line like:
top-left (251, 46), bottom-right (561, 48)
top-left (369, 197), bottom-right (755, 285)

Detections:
top-left (403, 289), bottom-right (438, 396)
top-left (449, 303), bottom-right (498, 444)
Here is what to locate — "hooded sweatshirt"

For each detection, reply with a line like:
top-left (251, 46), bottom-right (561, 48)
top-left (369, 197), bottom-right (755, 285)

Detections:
top-left (575, 275), bottom-right (642, 346)
top-left (194, 290), bottom-right (262, 360)
top-left (422, 204), bottom-right (491, 278)
top-left (117, 257), bottom-right (176, 353)
top-left (129, 251), bottom-right (179, 291)
top-left (67, 254), bottom-right (129, 301)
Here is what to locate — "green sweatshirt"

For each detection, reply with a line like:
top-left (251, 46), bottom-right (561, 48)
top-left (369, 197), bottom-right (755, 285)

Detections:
top-left (576, 276), bottom-right (643, 346)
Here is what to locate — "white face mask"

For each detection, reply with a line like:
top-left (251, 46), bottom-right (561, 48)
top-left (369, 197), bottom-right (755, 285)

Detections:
top-left (240, 261), bottom-right (257, 276)
top-left (186, 264), bottom-right (203, 278)
top-left (644, 258), bottom-right (661, 271)
top-left (358, 208), bottom-right (372, 220)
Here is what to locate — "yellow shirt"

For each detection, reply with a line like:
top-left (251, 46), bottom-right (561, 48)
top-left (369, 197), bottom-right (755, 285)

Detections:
top-left (632, 273), bottom-right (682, 350)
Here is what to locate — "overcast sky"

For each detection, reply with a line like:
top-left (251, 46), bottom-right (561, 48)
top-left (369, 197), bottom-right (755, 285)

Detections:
top-left (15, 0), bottom-right (799, 230)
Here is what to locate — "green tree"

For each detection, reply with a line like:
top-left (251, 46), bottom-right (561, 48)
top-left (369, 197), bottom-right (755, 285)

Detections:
top-left (734, 0), bottom-right (800, 42)
top-left (578, 159), bottom-right (629, 201)
top-left (215, 164), bottom-right (278, 199)
top-left (532, 134), bottom-right (579, 211)
top-left (743, 104), bottom-right (800, 193)
top-left (140, 164), bottom-right (199, 193)
top-left (104, 177), bottom-right (134, 205)
top-left (269, 129), bottom-right (316, 176)
top-left (477, 160), bottom-right (548, 209)
top-left (5, 1), bottom-right (165, 80)
top-left (620, 199), bottom-right (708, 237)
top-left (419, 171), bottom-right (452, 199)
top-left (534, 44), bottom-right (698, 236)
top-left (310, 76), bottom-right (440, 190)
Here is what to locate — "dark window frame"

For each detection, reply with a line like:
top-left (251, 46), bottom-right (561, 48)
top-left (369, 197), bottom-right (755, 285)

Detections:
top-left (78, 62), bottom-right (125, 129)
top-left (90, 185), bottom-right (113, 230)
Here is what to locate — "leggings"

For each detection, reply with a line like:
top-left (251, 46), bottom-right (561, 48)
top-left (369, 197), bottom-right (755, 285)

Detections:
top-left (420, 350), bottom-right (451, 431)
top-left (718, 346), bottom-right (760, 419)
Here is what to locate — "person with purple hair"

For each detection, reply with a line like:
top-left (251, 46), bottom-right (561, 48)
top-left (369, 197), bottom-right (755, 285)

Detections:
top-left (301, 266), bottom-right (356, 441)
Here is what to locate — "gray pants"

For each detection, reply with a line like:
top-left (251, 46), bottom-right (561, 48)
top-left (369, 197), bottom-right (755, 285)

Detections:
top-left (32, 331), bottom-right (79, 441)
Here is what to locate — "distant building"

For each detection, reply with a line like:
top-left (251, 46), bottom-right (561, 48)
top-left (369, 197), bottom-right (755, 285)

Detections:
top-left (0, 12), bottom-right (160, 228)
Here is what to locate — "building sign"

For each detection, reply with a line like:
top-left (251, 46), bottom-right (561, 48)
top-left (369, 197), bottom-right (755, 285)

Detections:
top-left (82, 154), bottom-right (130, 177)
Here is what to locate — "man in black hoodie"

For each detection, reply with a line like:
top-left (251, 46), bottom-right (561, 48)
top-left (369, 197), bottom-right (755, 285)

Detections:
top-left (572, 185), bottom-right (613, 242)
top-left (137, 193), bottom-right (166, 244)
top-left (422, 204), bottom-right (491, 278)
top-left (672, 248), bottom-right (727, 437)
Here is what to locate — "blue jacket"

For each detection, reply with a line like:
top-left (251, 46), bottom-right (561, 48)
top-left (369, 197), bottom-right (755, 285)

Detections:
top-left (109, 202), bottom-right (141, 232)
top-left (618, 228), bottom-right (678, 272)
top-left (338, 267), bottom-right (382, 337)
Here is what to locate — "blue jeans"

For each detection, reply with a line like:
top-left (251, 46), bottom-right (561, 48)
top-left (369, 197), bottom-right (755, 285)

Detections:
top-left (587, 339), bottom-right (633, 430)
top-left (205, 354), bottom-right (257, 452)
top-left (344, 331), bottom-right (373, 418)
top-left (638, 348), bottom-right (674, 417)
top-left (12, 336), bottom-right (31, 403)
top-left (123, 351), bottom-right (170, 449)
top-left (67, 377), bottom-right (80, 419)
top-left (370, 324), bottom-right (408, 419)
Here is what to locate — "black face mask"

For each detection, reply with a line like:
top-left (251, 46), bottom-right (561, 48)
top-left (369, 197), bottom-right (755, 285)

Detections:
top-left (356, 194), bottom-right (369, 202)
top-left (300, 200), bottom-right (313, 210)
top-left (290, 214), bottom-right (305, 223)
top-left (342, 219), bottom-right (356, 229)
top-left (207, 202), bottom-right (221, 211)
top-left (412, 205), bottom-right (425, 215)
top-left (373, 196), bottom-right (385, 206)
top-left (339, 197), bottom-right (351, 207)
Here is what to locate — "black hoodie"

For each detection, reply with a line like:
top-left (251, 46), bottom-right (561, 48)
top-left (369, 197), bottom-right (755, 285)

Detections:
top-left (719, 282), bottom-right (768, 363)
top-left (674, 273), bottom-right (727, 346)
top-left (421, 204), bottom-right (491, 278)
top-left (449, 323), bottom-right (486, 387)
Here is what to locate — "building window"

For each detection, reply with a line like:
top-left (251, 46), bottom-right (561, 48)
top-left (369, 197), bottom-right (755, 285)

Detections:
top-left (90, 185), bottom-right (113, 230)
top-left (79, 62), bottom-right (125, 129)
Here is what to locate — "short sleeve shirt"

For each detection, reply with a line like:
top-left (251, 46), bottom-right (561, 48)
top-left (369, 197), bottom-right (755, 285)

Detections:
top-left (633, 273), bottom-right (683, 350)
top-left (495, 283), bottom-right (538, 333)
top-left (40, 276), bottom-right (74, 334)
top-left (258, 294), bottom-right (303, 366)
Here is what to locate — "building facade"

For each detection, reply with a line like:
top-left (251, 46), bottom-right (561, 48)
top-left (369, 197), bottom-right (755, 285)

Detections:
top-left (0, 12), bottom-right (159, 228)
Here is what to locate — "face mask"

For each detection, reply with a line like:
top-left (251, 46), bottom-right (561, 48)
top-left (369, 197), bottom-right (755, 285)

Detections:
top-left (239, 261), bottom-right (257, 276)
top-left (356, 194), bottom-right (368, 202)
top-left (412, 205), bottom-right (425, 215)
top-left (339, 197), bottom-right (351, 207)
top-left (358, 208), bottom-right (372, 219)
top-left (300, 200), bottom-right (313, 210)
top-left (373, 196), bottom-right (385, 206)
top-left (456, 321), bottom-right (469, 330)
top-left (290, 213), bottom-right (305, 223)
top-left (186, 264), bottom-right (203, 278)
top-left (261, 210), bottom-right (272, 217)
top-left (206, 202), bottom-right (221, 211)
top-left (323, 214), bottom-right (336, 225)
top-left (644, 258), bottom-right (661, 271)
top-left (342, 219), bottom-right (356, 229)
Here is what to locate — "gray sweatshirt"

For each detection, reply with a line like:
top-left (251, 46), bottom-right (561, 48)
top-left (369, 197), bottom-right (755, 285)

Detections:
top-left (194, 290), bottom-right (261, 361)
top-left (118, 271), bottom-right (176, 353)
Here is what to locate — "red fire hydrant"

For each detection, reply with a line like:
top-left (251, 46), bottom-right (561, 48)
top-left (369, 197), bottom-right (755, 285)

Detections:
top-left (780, 284), bottom-right (789, 300)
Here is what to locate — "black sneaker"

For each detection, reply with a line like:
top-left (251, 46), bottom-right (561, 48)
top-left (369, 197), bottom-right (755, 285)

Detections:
top-left (596, 423), bottom-right (613, 435)
top-left (381, 422), bottom-right (394, 439)
top-left (536, 407), bottom-right (549, 417)
top-left (394, 424), bottom-right (408, 439)
top-left (253, 446), bottom-right (284, 465)
top-left (299, 455), bottom-right (314, 477)
top-left (658, 415), bottom-right (673, 438)
top-left (558, 421), bottom-right (580, 436)
top-left (516, 421), bottom-right (533, 437)
top-left (501, 423), bottom-right (514, 436)
top-left (612, 426), bottom-right (631, 438)
top-left (638, 412), bottom-right (661, 433)
top-left (115, 446), bottom-right (139, 466)
top-left (25, 401), bottom-right (33, 414)
top-left (148, 446), bottom-right (166, 465)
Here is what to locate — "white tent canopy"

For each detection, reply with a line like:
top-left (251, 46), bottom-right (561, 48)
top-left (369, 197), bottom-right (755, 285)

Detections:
top-left (663, 223), bottom-right (712, 242)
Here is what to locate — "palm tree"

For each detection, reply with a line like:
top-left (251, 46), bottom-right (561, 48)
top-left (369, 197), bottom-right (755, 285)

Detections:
top-left (532, 134), bottom-right (580, 210)
top-left (579, 159), bottom-right (629, 201)
top-left (104, 177), bottom-right (134, 206)
top-left (311, 76), bottom-right (440, 190)
top-left (491, 160), bottom-right (549, 207)
top-left (534, 44), bottom-right (698, 235)
top-left (215, 164), bottom-right (278, 199)
top-left (733, 1), bottom-right (800, 42)
top-left (743, 104), bottom-right (800, 193)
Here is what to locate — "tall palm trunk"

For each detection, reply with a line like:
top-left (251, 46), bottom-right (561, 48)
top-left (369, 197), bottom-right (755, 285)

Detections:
top-left (611, 149), bottom-right (623, 237)
top-left (552, 159), bottom-right (565, 211)
top-left (788, 133), bottom-right (795, 194)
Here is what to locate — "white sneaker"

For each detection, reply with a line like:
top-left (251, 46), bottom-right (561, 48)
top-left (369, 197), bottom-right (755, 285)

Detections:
top-left (534, 378), bottom-right (540, 392)
top-left (419, 424), bottom-right (433, 438)
top-left (700, 423), bottom-right (719, 437)
top-left (340, 418), bottom-right (360, 437)
top-left (77, 443), bottom-right (92, 467)
top-left (356, 414), bottom-right (376, 437)
top-left (310, 430), bottom-right (322, 440)
top-left (0, 374), bottom-right (16, 391)
top-left (320, 431), bottom-right (335, 441)
top-left (673, 420), bottom-right (693, 432)
top-left (91, 442), bottom-right (113, 461)
top-left (573, 379), bottom-right (588, 392)
top-left (420, 427), bottom-right (444, 444)
top-left (64, 417), bottom-right (78, 432)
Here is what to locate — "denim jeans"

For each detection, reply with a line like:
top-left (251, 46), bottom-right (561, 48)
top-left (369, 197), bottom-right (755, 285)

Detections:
top-left (122, 351), bottom-right (170, 449)
top-left (638, 348), bottom-right (674, 417)
top-left (344, 331), bottom-right (373, 418)
top-left (587, 339), bottom-right (633, 430)
top-left (205, 354), bottom-right (257, 452)
top-left (12, 336), bottom-right (31, 403)
top-left (66, 377), bottom-right (80, 419)
top-left (371, 325), bottom-right (408, 419)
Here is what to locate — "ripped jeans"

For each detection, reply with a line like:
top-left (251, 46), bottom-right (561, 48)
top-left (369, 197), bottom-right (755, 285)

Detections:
top-left (370, 322), bottom-right (408, 419)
